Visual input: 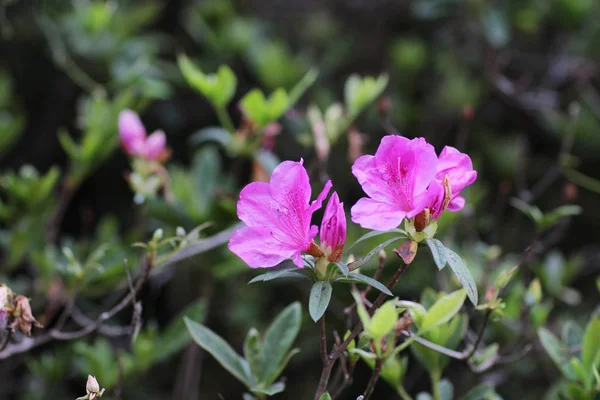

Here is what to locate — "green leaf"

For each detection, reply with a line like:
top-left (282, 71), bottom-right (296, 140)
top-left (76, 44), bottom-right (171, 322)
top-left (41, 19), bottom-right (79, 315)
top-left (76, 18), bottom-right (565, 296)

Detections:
top-left (348, 236), bottom-right (405, 271)
top-left (445, 248), bottom-right (478, 306)
top-left (332, 262), bottom-right (349, 277)
top-left (420, 289), bottom-right (466, 332)
top-left (261, 302), bottom-right (301, 386)
top-left (348, 228), bottom-right (407, 251)
top-left (458, 383), bottom-right (496, 400)
top-left (582, 316), bottom-right (600, 370)
top-left (318, 392), bottom-right (332, 400)
top-left (248, 263), bottom-right (309, 283)
top-left (189, 127), bottom-right (233, 148)
top-left (309, 281), bottom-right (333, 322)
top-left (483, 7), bottom-right (510, 48)
top-left (538, 327), bottom-right (577, 380)
top-left (287, 68), bottom-right (319, 107)
top-left (192, 146), bottom-right (222, 217)
top-left (539, 205), bottom-right (582, 231)
top-left (425, 238), bottom-right (447, 270)
top-left (509, 198), bottom-right (543, 223)
top-left (153, 300), bottom-right (207, 364)
top-left (351, 290), bottom-right (371, 328)
top-left (525, 278), bottom-right (542, 306)
top-left (244, 328), bottom-right (262, 382)
top-left (184, 318), bottom-right (253, 387)
top-left (367, 300), bottom-right (398, 339)
top-left (344, 74), bottom-right (389, 117)
top-left (177, 54), bottom-right (237, 108)
top-left (339, 273), bottom-right (392, 296)
top-left (439, 379), bottom-right (454, 400)
top-left (214, 65), bottom-right (237, 107)
top-left (562, 321), bottom-right (583, 352)
top-left (251, 382), bottom-right (285, 396)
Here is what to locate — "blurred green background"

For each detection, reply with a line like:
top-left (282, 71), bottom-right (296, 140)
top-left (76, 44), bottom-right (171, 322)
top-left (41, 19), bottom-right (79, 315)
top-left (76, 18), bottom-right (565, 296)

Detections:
top-left (0, 0), bottom-right (599, 399)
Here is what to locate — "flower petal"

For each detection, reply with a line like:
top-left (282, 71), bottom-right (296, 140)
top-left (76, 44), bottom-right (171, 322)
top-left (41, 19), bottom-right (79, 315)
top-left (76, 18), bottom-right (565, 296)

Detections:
top-left (144, 130), bottom-right (166, 160)
top-left (119, 110), bottom-right (147, 155)
top-left (237, 182), bottom-right (273, 227)
top-left (351, 197), bottom-right (406, 231)
top-left (320, 192), bottom-right (346, 250)
top-left (228, 226), bottom-right (293, 268)
top-left (310, 180), bottom-right (333, 213)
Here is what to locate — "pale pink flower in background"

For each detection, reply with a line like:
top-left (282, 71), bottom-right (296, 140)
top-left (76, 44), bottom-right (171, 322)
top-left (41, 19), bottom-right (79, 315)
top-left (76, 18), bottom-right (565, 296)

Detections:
top-left (118, 110), bottom-right (166, 161)
top-left (320, 192), bottom-right (346, 262)
top-left (351, 135), bottom-right (438, 230)
top-left (229, 160), bottom-right (332, 268)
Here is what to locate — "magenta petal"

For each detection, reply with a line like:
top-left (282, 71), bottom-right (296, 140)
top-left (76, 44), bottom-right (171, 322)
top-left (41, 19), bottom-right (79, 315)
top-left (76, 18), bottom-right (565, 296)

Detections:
top-left (269, 161), bottom-right (311, 209)
top-left (320, 192), bottom-right (346, 250)
top-left (119, 110), bottom-right (147, 155)
top-left (237, 182), bottom-right (273, 227)
top-left (447, 196), bottom-right (466, 211)
top-left (144, 130), bottom-right (166, 160)
top-left (310, 180), bottom-right (333, 213)
top-left (228, 226), bottom-right (292, 268)
top-left (351, 197), bottom-right (406, 230)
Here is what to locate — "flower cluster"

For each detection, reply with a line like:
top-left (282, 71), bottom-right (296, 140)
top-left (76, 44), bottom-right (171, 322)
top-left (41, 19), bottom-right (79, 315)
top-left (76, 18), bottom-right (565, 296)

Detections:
top-left (351, 135), bottom-right (476, 231)
top-left (228, 160), bottom-right (346, 269)
top-left (118, 110), bottom-right (168, 161)
top-left (228, 134), bottom-right (476, 269)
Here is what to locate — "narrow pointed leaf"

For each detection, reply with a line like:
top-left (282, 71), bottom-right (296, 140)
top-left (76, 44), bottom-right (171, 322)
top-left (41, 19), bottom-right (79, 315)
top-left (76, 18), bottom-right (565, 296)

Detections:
top-left (309, 281), bottom-right (333, 322)
top-left (367, 301), bottom-right (398, 339)
top-left (348, 228), bottom-right (407, 251)
top-left (421, 289), bottom-right (466, 332)
top-left (261, 302), bottom-right (301, 385)
top-left (582, 316), bottom-right (600, 370)
top-left (348, 236), bottom-right (405, 271)
top-left (538, 327), bottom-right (577, 380)
top-left (445, 248), bottom-right (478, 306)
top-left (251, 382), bottom-right (285, 396)
top-left (425, 238), bottom-right (448, 270)
top-left (339, 273), bottom-right (392, 296)
top-left (184, 318), bottom-right (252, 387)
top-left (244, 328), bottom-right (262, 382)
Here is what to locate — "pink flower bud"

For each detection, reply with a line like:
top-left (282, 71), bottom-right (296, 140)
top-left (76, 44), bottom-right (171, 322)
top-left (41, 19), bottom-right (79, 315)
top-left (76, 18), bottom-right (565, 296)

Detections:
top-left (118, 110), bottom-right (168, 161)
top-left (320, 192), bottom-right (346, 262)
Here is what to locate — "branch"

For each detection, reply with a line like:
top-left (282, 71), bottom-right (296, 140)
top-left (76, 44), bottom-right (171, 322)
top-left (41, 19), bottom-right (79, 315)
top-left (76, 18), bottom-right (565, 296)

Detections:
top-left (362, 359), bottom-right (383, 400)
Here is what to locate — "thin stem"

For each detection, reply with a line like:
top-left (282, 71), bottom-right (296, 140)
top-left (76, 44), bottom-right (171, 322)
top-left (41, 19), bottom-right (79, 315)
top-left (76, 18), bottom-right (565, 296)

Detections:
top-left (319, 316), bottom-right (328, 364)
top-left (362, 359), bottom-right (383, 400)
top-left (431, 369), bottom-right (441, 400)
top-left (314, 262), bottom-right (408, 399)
top-left (397, 385), bottom-right (414, 400)
top-left (46, 177), bottom-right (77, 244)
top-left (410, 336), bottom-right (464, 359)
top-left (465, 309), bottom-right (492, 360)
top-left (215, 106), bottom-right (235, 133)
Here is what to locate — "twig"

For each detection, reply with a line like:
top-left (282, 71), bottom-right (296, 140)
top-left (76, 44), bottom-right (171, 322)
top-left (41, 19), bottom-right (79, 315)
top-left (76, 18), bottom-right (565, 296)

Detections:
top-left (362, 359), bottom-right (382, 400)
top-left (46, 177), bottom-right (76, 244)
top-left (314, 262), bottom-right (408, 399)
top-left (464, 309), bottom-right (492, 360)
top-left (51, 256), bottom-right (152, 340)
top-left (319, 316), bottom-right (328, 364)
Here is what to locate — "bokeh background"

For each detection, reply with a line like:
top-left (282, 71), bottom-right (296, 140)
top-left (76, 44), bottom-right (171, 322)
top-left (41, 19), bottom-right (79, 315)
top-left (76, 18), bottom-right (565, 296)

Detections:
top-left (1, 0), bottom-right (600, 399)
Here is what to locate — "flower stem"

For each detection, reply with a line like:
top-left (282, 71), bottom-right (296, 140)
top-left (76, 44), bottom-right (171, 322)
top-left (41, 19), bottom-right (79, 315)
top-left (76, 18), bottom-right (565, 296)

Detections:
top-left (313, 262), bottom-right (408, 399)
top-left (215, 105), bottom-right (235, 133)
top-left (431, 369), bottom-right (441, 400)
top-left (397, 385), bottom-right (413, 400)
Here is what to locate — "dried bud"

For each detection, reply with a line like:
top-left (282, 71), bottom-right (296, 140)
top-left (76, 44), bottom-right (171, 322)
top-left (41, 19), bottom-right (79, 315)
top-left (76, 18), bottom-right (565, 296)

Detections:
top-left (306, 241), bottom-right (325, 258)
top-left (76, 375), bottom-right (105, 400)
top-left (11, 295), bottom-right (43, 336)
top-left (393, 240), bottom-right (418, 264)
top-left (86, 376), bottom-right (100, 394)
top-left (394, 312), bottom-right (414, 335)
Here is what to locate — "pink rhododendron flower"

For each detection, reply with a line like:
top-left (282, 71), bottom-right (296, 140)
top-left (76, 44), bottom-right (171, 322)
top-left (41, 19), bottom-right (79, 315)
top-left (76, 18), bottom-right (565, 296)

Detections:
top-left (350, 135), bottom-right (438, 230)
top-left (229, 160), bottom-right (332, 268)
top-left (320, 192), bottom-right (346, 262)
top-left (425, 146), bottom-right (477, 219)
top-left (118, 110), bottom-right (167, 161)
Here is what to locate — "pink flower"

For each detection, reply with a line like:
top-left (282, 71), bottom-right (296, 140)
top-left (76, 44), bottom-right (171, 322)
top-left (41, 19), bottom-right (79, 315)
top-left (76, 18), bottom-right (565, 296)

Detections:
top-left (350, 135), bottom-right (438, 230)
top-left (320, 192), bottom-right (346, 262)
top-left (228, 160), bottom-right (332, 268)
top-left (118, 110), bottom-right (167, 161)
top-left (427, 146), bottom-right (477, 219)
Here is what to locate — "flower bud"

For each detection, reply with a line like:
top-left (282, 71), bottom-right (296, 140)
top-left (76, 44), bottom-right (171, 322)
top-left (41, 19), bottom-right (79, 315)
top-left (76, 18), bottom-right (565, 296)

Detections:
top-left (86, 376), bottom-right (100, 394)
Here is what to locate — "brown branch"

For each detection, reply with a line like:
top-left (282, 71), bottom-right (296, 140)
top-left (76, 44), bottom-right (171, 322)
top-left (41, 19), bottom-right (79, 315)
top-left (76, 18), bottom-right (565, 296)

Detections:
top-left (314, 262), bottom-right (408, 399)
top-left (46, 177), bottom-right (76, 244)
top-left (320, 316), bottom-right (328, 364)
top-left (362, 359), bottom-right (383, 400)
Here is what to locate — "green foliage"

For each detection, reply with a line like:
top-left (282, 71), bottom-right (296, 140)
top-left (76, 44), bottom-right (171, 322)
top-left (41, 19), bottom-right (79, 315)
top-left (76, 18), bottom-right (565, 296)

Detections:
top-left (308, 281), bottom-right (332, 322)
top-left (185, 302), bottom-right (301, 395)
top-left (178, 54), bottom-right (237, 109)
